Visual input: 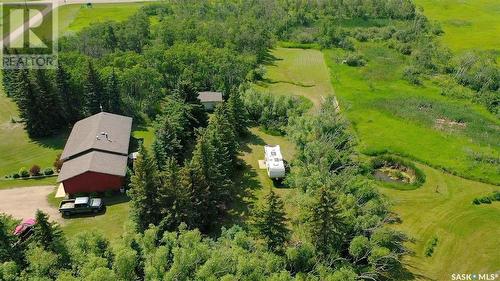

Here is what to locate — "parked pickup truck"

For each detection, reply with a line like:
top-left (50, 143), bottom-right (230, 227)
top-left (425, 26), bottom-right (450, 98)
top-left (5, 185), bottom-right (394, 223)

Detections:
top-left (59, 197), bottom-right (104, 217)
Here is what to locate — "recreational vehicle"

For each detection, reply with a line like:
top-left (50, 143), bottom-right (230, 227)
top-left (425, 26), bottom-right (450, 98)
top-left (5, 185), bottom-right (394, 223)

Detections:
top-left (264, 145), bottom-right (286, 179)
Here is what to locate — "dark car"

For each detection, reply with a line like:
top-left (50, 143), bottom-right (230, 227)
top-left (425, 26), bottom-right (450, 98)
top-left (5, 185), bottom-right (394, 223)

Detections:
top-left (59, 197), bottom-right (104, 217)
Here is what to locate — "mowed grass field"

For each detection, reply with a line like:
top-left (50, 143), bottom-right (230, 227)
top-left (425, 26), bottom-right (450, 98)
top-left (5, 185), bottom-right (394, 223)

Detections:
top-left (381, 165), bottom-right (500, 280)
top-left (414, 0), bottom-right (500, 53)
top-left (324, 43), bottom-right (500, 185)
top-left (255, 47), bottom-right (335, 108)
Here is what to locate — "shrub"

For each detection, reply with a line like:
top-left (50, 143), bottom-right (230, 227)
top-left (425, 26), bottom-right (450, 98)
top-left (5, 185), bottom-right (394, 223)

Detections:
top-left (472, 191), bottom-right (500, 205)
top-left (19, 168), bottom-right (29, 178)
top-left (424, 236), bottom-right (438, 257)
top-left (344, 53), bottom-right (366, 67)
top-left (43, 168), bottom-right (54, 176)
top-left (12, 173), bottom-right (20, 179)
top-left (29, 165), bottom-right (41, 176)
top-left (403, 66), bottom-right (422, 85)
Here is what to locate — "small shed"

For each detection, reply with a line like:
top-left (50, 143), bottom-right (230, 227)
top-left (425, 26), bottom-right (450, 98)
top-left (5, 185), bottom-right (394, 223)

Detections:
top-left (197, 91), bottom-right (223, 110)
top-left (264, 145), bottom-right (285, 179)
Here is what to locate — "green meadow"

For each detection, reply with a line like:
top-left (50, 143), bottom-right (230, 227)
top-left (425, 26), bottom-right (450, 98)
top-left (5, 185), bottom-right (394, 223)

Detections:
top-left (324, 43), bottom-right (499, 185)
top-left (414, 0), bottom-right (500, 53)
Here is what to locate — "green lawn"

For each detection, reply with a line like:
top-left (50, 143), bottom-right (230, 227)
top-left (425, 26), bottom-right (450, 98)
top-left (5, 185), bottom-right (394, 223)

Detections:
top-left (323, 43), bottom-right (500, 185)
top-left (414, 0), bottom-right (500, 53)
top-left (0, 95), bottom-right (65, 179)
top-left (381, 164), bottom-right (500, 280)
top-left (255, 47), bottom-right (335, 108)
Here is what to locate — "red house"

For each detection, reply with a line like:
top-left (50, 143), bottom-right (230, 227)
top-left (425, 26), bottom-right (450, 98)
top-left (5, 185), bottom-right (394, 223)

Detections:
top-left (57, 112), bottom-right (133, 195)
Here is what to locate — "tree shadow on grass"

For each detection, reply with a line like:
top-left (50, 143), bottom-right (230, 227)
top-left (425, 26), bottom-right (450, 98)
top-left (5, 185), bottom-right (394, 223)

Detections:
top-left (261, 49), bottom-right (281, 66)
top-left (32, 131), bottom-right (68, 150)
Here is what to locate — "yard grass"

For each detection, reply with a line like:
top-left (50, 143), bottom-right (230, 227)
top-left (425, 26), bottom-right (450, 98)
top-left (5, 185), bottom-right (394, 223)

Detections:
top-left (254, 47), bottom-right (335, 109)
top-left (414, 0), bottom-right (500, 53)
top-left (323, 43), bottom-right (500, 185)
top-left (381, 164), bottom-right (500, 280)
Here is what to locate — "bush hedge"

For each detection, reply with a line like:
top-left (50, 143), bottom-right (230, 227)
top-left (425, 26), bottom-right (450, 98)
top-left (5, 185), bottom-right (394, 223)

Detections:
top-left (19, 168), bottom-right (29, 178)
top-left (43, 168), bottom-right (54, 176)
top-left (472, 191), bottom-right (500, 205)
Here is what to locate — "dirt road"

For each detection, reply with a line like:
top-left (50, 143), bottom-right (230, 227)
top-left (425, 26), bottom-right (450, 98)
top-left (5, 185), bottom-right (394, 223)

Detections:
top-left (0, 185), bottom-right (61, 222)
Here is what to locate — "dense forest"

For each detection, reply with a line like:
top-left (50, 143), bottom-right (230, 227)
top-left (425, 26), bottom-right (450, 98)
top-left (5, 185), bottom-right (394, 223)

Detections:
top-left (1, 0), bottom-right (498, 280)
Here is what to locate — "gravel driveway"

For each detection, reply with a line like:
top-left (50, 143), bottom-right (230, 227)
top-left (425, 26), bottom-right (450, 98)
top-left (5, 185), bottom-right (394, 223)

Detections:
top-left (0, 186), bottom-right (61, 223)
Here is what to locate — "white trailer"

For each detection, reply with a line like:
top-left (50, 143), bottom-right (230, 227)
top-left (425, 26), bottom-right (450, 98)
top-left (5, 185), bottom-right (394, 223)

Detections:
top-left (264, 145), bottom-right (286, 179)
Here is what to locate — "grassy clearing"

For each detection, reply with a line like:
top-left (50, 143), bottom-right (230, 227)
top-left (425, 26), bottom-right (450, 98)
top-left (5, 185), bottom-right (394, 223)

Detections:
top-left (381, 164), bottom-right (500, 280)
top-left (323, 43), bottom-right (500, 185)
top-left (414, 0), bottom-right (500, 53)
top-left (230, 127), bottom-right (305, 237)
top-left (58, 3), bottom-right (146, 35)
top-left (255, 47), bottom-right (335, 108)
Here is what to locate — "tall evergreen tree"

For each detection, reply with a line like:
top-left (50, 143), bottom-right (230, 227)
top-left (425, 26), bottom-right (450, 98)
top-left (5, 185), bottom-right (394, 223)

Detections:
top-left (1, 49), bottom-right (19, 98)
top-left (56, 64), bottom-right (81, 124)
top-left (158, 157), bottom-right (192, 232)
top-left (84, 61), bottom-right (105, 115)
top-left (32, 210), bottom-right (69, 264)
top-left (152, 96), bottom-right (188, 168)
top-left (205, 104), bottom-right (238, 178)
top-left (128, 145), bottom-right (162, 232)
top-left (15, 70), bottom-right (48, 137)
top-left (309, 188), bottom-right (345, 257)
top-left (226, 90), bottom-right (248, 136)
top-left (181, 130), bottom-right (228, 231)
top-left (34, 69), bottom-right (65, 129)
top-left (253, 190), bottom-right (290, 252)
top-left (106, 69), bottom-right (121, 114)
top-left (175, 79), bottom-right (207, 128)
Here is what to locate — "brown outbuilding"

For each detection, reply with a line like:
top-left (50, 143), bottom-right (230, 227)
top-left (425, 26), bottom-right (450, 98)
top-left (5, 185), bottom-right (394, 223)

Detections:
top-left (57, 112), bottom-right (132, 195)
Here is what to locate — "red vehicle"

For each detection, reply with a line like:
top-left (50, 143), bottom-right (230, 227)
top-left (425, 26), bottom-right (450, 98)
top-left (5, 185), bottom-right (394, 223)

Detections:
top-left (13, 218), bottom-right (36, 242)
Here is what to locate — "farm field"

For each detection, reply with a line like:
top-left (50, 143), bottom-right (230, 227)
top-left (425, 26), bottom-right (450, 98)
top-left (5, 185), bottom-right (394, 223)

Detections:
top-left (381, 164), bottom-right (500, 280)
top-left (324, 43), bottom-right (500, 185)
top-left (414, 0), bottom-right (500, 53)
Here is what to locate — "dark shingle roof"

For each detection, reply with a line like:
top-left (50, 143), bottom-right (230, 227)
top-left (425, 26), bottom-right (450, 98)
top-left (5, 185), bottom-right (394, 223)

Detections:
top-left (57, 151), bottom-right (128, 182)
top-left (60, 112), bottom-right (132, 160)
top-left (197, 91), bottom-right (223, 103)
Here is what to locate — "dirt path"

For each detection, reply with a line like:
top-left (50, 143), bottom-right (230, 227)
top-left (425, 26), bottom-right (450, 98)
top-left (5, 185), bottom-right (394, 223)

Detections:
top-left (0, 185), bottom-right (61, 223)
